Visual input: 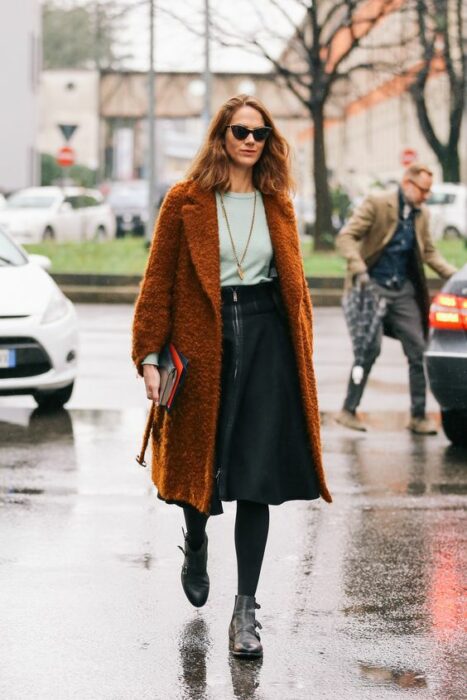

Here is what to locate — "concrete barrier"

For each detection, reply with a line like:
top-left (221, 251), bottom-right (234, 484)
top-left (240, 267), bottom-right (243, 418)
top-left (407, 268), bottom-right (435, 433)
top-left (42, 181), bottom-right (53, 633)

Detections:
top-left (52, 274), bottom-right (444, 306)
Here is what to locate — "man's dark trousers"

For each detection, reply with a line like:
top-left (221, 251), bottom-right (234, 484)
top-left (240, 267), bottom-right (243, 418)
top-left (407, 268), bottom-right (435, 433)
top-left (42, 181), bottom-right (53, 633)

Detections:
top-left (343, 279), bottom-right (427, 418)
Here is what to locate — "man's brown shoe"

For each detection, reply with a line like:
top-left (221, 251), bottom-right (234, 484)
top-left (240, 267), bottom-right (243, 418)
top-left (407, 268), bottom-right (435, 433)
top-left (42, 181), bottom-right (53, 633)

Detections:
top-left (408, 417), bottom-right (438, 435)
top-left (336, 409), bottom-right (367, 432)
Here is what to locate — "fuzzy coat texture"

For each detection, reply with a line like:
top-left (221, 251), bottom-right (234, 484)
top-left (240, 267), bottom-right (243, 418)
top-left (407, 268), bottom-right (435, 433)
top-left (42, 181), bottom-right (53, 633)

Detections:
top-left (132, 179), bottom-right (332, 514)
top-left (336, 190), bottom-right (457, 337)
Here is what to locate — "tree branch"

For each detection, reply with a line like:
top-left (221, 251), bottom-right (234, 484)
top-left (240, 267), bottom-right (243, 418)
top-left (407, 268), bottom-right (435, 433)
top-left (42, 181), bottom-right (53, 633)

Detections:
top-left (250, 38), bottom-right (311, 108)
top-left (439, 0), bottom-right (460, 89)
top-left (320, 2), bottom-right (347, 38)
top-left (324, 0), bottom-right (399, 76)
top-left (266, 0), bottom-right (307, 46)
top-left (408, 0), bottom-right (444, 158)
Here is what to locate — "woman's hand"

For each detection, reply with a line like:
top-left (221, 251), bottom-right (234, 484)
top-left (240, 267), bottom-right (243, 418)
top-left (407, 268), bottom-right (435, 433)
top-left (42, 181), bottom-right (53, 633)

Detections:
top-left (143, 365), bottom-right (161, 405)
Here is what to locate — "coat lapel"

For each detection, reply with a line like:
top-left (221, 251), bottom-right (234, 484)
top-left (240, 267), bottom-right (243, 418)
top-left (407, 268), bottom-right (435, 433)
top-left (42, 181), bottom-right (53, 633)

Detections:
top-left (383, 191), bottom-right (399, 245)
top-left (414, 207), bottom-right (428, 252)
top-left (386, 190), bottom-right (426, 252)
top-left (181, 183), bottom-right (303, 320)
top-left (263, 193), bottom-right (303, 319)
top-left (181, 182), bottom-right (221, 313)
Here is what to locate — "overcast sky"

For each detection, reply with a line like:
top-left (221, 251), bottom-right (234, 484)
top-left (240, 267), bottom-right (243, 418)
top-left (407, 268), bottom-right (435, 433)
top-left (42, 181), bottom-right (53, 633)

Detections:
top-left (95, 0), bottom-right (304, 73)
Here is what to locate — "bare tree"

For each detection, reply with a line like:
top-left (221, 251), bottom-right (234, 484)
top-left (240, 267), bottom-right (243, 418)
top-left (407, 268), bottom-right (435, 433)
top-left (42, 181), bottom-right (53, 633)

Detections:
top-left (43, 0), bottom-right (135, 70)
top-left (209, 0), bottom-right (404, 249)
top-left (409, 0), bottom-right (467, 182)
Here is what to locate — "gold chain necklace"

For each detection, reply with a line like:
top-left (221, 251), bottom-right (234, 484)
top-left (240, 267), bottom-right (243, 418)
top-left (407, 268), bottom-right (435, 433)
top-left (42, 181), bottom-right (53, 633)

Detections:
top-left (219, 190), bottom-right (257, 281)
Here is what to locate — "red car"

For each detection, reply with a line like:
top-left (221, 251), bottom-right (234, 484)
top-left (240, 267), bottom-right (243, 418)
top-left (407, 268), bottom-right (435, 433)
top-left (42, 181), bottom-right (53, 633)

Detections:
top-left (425, 264), bottom-right (467, 446)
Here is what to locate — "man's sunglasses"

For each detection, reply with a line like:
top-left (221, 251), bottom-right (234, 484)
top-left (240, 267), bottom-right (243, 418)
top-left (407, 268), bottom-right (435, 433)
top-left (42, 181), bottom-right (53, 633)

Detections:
top-left (408, 178), bottom-right (431, 196)
top-left (227, 124), bottom-right (272, 142)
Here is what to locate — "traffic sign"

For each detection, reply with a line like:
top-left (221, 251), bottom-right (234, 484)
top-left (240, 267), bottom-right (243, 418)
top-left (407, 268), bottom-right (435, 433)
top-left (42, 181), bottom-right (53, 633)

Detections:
top-left (401, 148), bottom-right (417, 166)
top-left (58, 124), bottom-right (78, 142)
top-left (57, 146), bottom-right (75, 167)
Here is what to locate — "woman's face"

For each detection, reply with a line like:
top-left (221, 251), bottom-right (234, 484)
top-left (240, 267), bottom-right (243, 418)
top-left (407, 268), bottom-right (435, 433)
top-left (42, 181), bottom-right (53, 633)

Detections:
top-left (223, 106), bottom-right (267, 170)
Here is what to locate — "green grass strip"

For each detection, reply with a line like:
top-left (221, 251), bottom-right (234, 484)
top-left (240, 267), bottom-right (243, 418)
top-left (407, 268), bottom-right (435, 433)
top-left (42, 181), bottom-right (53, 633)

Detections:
top-left (24, 236), bottom-right (466, 277)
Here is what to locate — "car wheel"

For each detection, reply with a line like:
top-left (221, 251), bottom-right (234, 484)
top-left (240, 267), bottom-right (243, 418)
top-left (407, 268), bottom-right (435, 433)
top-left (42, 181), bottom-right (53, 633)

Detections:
top-left (43, 226), bottom-right (55, 241)
top-left (443, 226), bottom-right (461, 240)
top-left (95, 225), bottom-right (107, 241)
top-left (441, 409), bottom-right (467, 447)
top-left (33, 382), bottom-right (74, 410)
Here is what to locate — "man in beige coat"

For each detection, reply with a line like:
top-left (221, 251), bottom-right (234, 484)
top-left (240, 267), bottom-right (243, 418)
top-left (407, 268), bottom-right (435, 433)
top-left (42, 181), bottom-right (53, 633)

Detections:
top-left (336, 163), bottom-right (457, 433)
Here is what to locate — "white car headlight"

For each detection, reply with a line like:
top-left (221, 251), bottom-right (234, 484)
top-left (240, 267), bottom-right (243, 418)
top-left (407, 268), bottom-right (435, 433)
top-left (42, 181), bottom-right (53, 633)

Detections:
top-left (41, 290), bottom-right (69, 324)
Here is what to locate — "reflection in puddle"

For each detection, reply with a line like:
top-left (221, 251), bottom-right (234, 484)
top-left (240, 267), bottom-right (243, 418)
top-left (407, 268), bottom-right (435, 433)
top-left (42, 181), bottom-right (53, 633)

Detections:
top-left (177, 617), bottom-right (211, 700)
top-left (0, 407), bottom-right (77, 507)
top-left (4, 487), bottom-right (44, 495)
top-left (324, 410), bottom-right (441, 432)
top-left (117, 551), bottom-right (153, 570)
top-left (359, 662), bottom-right (427, 688)
top-left (0, 407), bottom-right (74, 446)
top-left (229, 654), bottom-right (263, 699)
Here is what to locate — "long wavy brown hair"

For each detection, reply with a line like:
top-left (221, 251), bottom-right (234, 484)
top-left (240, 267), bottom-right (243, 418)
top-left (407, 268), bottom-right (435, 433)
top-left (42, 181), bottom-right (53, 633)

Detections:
top-left (186, 94), bottom-right (294, 195)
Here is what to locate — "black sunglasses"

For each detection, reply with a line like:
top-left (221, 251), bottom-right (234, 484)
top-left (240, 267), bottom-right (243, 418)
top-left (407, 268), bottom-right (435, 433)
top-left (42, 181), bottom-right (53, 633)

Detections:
top-left (227, 124), bottom-right (272, 142)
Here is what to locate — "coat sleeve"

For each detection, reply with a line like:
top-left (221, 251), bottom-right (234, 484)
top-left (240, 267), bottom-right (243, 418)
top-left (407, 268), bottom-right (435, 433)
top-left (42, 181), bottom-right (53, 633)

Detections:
top-left (419, 210), bottom-right (458, 279)
top-left (335, 196), bottom-right (376, 276)
top-left (132, 183), bottom-right (185, 375)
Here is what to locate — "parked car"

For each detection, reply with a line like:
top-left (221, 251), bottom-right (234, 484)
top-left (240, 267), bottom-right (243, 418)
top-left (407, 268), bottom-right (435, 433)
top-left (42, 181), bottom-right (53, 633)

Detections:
top-left (0, 226), bottom-right (78, 408)
top-left (425, 264), bottom-right (467, 446)
top-left (0, 186), bottom-right (116, 243)
top-left (426, 184), bottom-right (467, 240)
top-left (106, 180), bottom-right (149, 237)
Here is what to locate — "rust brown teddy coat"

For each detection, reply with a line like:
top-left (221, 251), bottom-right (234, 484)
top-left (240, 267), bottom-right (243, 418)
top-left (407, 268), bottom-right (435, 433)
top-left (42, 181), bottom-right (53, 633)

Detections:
top-left (132, 179), bottom-right (332, 514)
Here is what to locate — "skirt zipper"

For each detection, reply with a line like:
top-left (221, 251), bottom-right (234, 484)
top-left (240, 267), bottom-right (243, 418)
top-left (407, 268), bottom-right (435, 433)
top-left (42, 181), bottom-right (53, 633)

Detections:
top-left (217, 288), bottom-right (240, 494)
top-left (233, 290), bottom-right (240, 380)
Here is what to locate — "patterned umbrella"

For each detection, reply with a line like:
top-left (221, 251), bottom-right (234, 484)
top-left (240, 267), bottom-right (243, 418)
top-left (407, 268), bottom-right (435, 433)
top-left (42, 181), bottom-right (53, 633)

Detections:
top-left (342, 282), bottom-right (387, 384)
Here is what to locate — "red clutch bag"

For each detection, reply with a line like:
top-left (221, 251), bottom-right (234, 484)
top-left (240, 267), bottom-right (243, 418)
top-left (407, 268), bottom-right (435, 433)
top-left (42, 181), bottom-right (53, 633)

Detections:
top-left (136, 343), bottom-right (189, 468)
top-left (158, 342), bottom-right (189, 411)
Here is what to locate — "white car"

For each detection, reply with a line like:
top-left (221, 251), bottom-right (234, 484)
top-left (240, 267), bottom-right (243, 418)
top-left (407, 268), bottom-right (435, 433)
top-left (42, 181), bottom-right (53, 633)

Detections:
top-left (426, 183), bottom-right (467, 240)
top-left (0, 226), bottom-right (78, 408)
top-left (0, 186), bottom-right (116, 244)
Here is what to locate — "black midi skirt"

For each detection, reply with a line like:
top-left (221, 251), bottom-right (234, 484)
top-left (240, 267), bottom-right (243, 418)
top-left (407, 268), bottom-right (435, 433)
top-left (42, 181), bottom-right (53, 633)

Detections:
top-left (208, 281), bottom-right (320, 515)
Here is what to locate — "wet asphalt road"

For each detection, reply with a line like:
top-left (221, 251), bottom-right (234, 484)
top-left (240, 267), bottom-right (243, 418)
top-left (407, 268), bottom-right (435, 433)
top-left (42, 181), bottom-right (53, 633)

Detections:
top-left (0, 305), bottom-right (466, 700)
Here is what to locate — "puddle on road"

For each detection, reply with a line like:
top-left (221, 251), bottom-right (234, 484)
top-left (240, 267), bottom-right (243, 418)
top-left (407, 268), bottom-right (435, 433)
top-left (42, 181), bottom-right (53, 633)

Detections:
top-left (178, 617), bottom-right (212, 700)
top-left (116, 551), bottom-right (153, 570)
top-left (0, 407), bottom-right (465, 699)
top-left (322, 409), bottom-right (442, 431)
top-left (359, 662), bottom-right (427, 689)
top-left (322, 413), bottom-right (467, 500)
top-left (0, 407), bottom-right (74, 445)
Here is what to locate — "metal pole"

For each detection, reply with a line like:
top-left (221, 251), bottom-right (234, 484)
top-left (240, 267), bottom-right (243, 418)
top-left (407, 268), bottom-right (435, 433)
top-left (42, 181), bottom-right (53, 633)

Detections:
top-left (202, 0), bottom-right (211, 129)
top-left (147, 0), bottom-right (157, 243)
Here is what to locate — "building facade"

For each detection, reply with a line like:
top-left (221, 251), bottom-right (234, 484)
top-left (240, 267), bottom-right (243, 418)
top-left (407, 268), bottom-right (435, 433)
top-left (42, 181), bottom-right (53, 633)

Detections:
top-left (38, 70), bottom-right (100, 174)
top-left (0, 0), bottom-right (41, 192)
top-left (38, 69), bottom-right (309, 192)
top-left (284, 1), bottom-right (466, 199)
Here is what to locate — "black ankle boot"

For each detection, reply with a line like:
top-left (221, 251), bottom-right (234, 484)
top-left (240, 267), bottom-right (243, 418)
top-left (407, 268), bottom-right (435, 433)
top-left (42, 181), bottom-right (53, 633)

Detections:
top-left (178, 529), bottom-right (209, 608)
top-left (228, 595), bottom-right (263, 658)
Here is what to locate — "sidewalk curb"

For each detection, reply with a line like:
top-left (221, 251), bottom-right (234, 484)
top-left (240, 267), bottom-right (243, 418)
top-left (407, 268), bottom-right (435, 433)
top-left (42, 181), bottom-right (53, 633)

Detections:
top-left (52, 274), bottom-right (444, 306)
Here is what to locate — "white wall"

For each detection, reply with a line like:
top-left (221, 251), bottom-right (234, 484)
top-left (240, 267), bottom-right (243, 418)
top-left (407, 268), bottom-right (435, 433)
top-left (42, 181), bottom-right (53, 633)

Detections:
top-left (0, 0), bottom-right (41, 192)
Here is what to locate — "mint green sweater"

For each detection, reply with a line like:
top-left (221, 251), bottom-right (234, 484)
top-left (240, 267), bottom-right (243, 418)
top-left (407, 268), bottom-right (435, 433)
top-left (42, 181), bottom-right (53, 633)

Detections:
top-left (143, 190), bottom-right (273, 366)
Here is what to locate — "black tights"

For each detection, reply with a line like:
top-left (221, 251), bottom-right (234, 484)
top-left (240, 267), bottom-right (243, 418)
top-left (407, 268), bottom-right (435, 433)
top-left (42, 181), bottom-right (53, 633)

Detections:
top-left (183, 501), bottom-right (270, 597)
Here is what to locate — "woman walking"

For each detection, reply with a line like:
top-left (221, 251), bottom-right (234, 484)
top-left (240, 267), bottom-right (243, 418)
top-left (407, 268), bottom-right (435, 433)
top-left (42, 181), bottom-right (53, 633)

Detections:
top-left (132, 94), bottom-right (332, 659)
